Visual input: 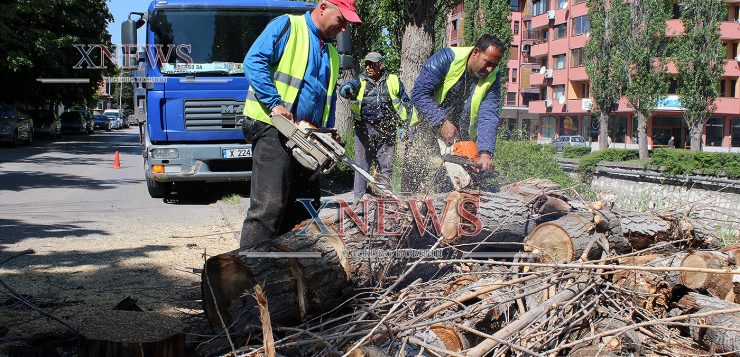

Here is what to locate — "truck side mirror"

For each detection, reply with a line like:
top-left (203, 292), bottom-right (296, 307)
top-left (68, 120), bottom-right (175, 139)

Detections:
top-left (336, 25), bottom-right (353, 70)
top-left (121, 20), bottom-right (138, 54)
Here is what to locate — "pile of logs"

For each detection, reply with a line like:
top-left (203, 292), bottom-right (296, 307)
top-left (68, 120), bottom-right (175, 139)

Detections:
top-left (201, 179), bottom-right (740, 356)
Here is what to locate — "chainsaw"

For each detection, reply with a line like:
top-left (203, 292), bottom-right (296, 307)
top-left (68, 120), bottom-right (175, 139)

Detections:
top-left (270, 114), bottom-right (398, 199)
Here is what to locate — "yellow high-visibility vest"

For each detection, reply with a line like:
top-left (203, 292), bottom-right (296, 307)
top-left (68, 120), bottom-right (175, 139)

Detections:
top-left (433, 46), bottom-right (499, 140)
top-left (350, 74), bottom-right (418, 125)
top-left (243, 15), bottom-right (339, 127)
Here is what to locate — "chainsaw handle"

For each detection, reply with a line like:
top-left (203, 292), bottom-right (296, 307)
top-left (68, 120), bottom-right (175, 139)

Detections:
top-left (442, 154), bottom-right (482, 172)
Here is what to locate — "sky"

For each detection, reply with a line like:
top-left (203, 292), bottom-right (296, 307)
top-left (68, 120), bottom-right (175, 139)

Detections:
top-left (107, 0), bottom-right (153, 47)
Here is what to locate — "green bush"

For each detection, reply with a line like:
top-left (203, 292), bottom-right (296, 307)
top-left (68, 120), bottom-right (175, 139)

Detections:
top-left (578, 149), bottom-right (639, 174)
top-left (562, 146), bottom-right (591, 158)
top-left (494, 140), bottom-right (585, 192)
top-left (648, 148), bottom-right (740, 178)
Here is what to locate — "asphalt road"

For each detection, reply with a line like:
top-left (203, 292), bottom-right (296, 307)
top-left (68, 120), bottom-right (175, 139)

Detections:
top-left (0, 127), bottom-right (246, 340)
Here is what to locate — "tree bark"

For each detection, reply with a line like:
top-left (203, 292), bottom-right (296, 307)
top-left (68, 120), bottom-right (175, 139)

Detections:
top-left (637, 111), bottom-right (649, 160)
top-left (399, 1), bottom-right (437, 92)
top-left (689, 123), bottom-right (703, 151)
top-left (599, 111), bottom-right (609, 150)
top-left (79, 310), bottom-right (185, 357)
top-left (676, 292), bottom-right (740, 354)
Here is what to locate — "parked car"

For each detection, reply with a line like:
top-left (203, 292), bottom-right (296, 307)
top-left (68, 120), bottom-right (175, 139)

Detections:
top-left (103, 109), bottom-right (123, 129)
top-left (552, 135), bottom-right (588, 152)
top-left (126, 114), bottom-right (139, 127)
top-left (105, 113), bottom-right (121, 129)
top-left (0, 105), bottom-right (34, 146)
top-left (30, 109), bottom-right (62, 139)
top-left (60, 111), bottom-right (88, 134)
top-left (93, 114), bottom-right (113, 132)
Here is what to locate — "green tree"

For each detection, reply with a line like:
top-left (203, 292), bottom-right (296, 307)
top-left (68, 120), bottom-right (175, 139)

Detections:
top-left (584, 0), bottom-right (630, 149)
top-left (110, 71), bottom-right (135, 116)
top-left (462, 0), bottom-right (513, 97)
top-left (674, 0), bottom-right (726, 151)
top-left (0, 1), bottom-right (114, 108)
top-left (623, 0), bottom-right (670, 160)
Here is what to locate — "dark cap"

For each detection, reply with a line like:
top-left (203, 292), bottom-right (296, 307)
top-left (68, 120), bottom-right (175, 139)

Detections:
top-left (364, 52), bottom-right (384, 63)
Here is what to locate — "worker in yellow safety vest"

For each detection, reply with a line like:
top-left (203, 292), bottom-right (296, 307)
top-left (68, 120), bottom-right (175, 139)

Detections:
top-left (338, 52), bottom-right (415, 200)
top-left (403, 34), bottom-right (504, 193)
top-left (239, 0), bottom-right (361, 249)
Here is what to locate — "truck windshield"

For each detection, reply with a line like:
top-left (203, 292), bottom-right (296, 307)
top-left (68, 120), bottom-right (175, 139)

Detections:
top-left (151, 9), bottom-right (298, 76)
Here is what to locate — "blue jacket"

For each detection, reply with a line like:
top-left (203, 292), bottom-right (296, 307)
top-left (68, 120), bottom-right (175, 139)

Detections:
top-left (411, 48), bottom-right (501, 155)
top-left (242, 12), bottom-right (337, 128)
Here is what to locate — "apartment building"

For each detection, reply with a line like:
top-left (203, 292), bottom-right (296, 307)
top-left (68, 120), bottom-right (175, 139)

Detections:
top-left (447, 0), bottom-right (740, 152)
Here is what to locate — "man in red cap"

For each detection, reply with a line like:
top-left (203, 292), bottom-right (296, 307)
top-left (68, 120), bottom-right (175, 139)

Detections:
top-left (239, 1), bottom-right (360, 250)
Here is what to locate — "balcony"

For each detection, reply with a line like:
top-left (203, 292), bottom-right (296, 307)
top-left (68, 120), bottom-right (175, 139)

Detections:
top-left (720, 21), bottom-right (740, 40)
top-left (529, 99), bottom-right (566, 114)
top-left (522, 30), bottom-right (542, 43)
top-left (567, 99), bottom-right (590, 113)
top-left (531, 42), bottom-right (549, 58)
top-left (715, 97), bottom-right (740, 114)
top-left (724, 58), bottom-right (740, 76)
top-left (531, 12), bottom-right (551, 30)
top-left (530, 72), bottom-right (548, 86)
top-left (569, 67), bottom-right (589, 81)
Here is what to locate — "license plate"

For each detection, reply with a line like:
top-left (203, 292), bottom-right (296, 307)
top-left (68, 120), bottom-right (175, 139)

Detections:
top-left (222, 148), bottom-right (252, 159)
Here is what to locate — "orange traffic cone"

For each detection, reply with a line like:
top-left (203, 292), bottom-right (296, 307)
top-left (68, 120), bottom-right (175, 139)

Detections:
top-left (112, 151), bottom-right (121, 169)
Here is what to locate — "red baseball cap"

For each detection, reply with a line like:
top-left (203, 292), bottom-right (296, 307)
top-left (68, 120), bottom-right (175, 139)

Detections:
top-left (326, 0), bottom-right (362, 23)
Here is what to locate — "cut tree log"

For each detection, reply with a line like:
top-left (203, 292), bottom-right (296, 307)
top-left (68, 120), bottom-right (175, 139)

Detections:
top-left (202, 181), bottom-right (564, 333)
top-left (679, 251), bottom-right (736, 302)
top-left (613, 254), bottom-right (674, 313)
top-left (78, 310), bottom-right (185, 357)
top-left (676, 292), bottom-right (740, 354)
top-left (523, 210), bottom-right (629, 263)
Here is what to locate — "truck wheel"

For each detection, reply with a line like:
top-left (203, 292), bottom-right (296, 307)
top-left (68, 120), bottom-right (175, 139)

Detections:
top-left (26, 130), bottom-right (33, 145)
top-left (146, 175), bottom-right (172, 198)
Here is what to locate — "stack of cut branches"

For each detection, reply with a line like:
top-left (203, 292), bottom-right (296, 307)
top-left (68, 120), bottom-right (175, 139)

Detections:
top-left (201, 179), bottom-right (740, 356)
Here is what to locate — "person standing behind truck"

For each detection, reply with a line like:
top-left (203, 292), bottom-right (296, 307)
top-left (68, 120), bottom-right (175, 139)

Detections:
top-left (239, 0), bottom-right (362, 249)
top-left (338, 52), bottom-right (414, 200)
top-left (403, 34), bottom-right (504, 193)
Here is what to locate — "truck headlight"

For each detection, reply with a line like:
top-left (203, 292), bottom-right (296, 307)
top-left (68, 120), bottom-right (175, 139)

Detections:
top-left (150, 148), bottom-right (179, 159)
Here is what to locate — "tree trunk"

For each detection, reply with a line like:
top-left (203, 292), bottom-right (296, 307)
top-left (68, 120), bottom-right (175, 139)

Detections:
top-left (637, 111), bottom-right (649, 160)
top-left (676, 292), bottom-right (740, 354)
top-left (202, 181), bottom-right (566, 334)
top-left (334, 69), bottom-right (355, 137)
top-left (599, 111), bottom-right (609, 149)
top-left (689, 122), bottom-right (703, 151)
top-left (399, 0), bottom-right (436, 92)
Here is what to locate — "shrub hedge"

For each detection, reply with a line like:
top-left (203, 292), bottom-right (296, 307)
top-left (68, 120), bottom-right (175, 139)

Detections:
top-left (562, 146), bottom-right (591, 158)
top-left (494, 140), bottom-right (584, 191)
top-left (578, 149), bottom-right (640, 174)
top-left (648, 148), bottom-right (740, 178)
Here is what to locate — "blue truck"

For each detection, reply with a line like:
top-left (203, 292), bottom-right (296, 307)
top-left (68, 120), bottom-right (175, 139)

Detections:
top-left (122, 0), bottom-right (321, 198)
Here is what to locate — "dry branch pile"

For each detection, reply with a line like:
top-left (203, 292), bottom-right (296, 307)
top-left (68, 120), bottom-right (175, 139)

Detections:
top-left (202, 179), bottom-right (740, 356)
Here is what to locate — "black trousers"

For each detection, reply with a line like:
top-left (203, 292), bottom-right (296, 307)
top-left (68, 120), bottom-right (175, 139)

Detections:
top-left (239, 120), bottom-right (320, 249)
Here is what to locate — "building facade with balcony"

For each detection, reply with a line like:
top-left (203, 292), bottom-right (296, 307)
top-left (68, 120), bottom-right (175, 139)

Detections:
top-left (447, 0), bottom-right (740, 152)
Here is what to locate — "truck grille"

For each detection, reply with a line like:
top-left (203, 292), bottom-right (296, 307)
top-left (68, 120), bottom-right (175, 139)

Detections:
top-left (183, 99), bottom-right (245, 131)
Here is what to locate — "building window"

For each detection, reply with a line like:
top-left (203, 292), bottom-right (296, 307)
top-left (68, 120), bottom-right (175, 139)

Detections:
top-left (542, 117), bottom-right (556, 140)
top-left (571, 48), bottom-right (584, 67)
top-left (514, 21), bottom-right (520, 35)
top-left (542, 29), bottom-right (550, 42)
top-left (532, 0), bottom-right (548, 16)
top-left (573, 0), bottom-right (586, 4)
top-left (581, 115), bottom-right (591, 138)
top-left (572, 15), bottom-right (590, 36)
top-left (732, 118), bottom-right (740, 147)
top-left (559, 116), bottom-right (578, 135)
top-left (731, 79), bottom-right (738, 97)
top-left (506, 92), bottom-right (517, 105)
top-left (510, 46), bottom-right (519, 60)
top-left (705, 118), bottom-right (724, 146)
top-left (512, 68), bottom-right (518, 83)
top-left (557, 0), bottom-right (568, 10)
top-left (609, 115), bottom-right (627, 143)
top-left (554, 54), bottom-right (566, 70)
top-left (553, 24), bottom-right (567, 40)
top-left (553, 85), bottom-right (565, 101)
top-left (511, 0), bottom-right (519, 11)
top-left (668, 78), bottom-right (678, 94)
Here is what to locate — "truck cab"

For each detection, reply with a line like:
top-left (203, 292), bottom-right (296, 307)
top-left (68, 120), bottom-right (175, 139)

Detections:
top-left (125, 0), bottom-right (317, 198)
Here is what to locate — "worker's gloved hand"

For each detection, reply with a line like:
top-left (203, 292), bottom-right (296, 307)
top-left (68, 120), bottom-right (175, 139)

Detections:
top-left (338, 84), bottom-right (354, 99)
top-left (440, 119), bottom-right (459, 145)
top-left (476, 152), bottom-right (494, 171)
top-left (332, 131), bottom-right (342, 143)
top-left (271, 104), bottom-right (293, 121)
